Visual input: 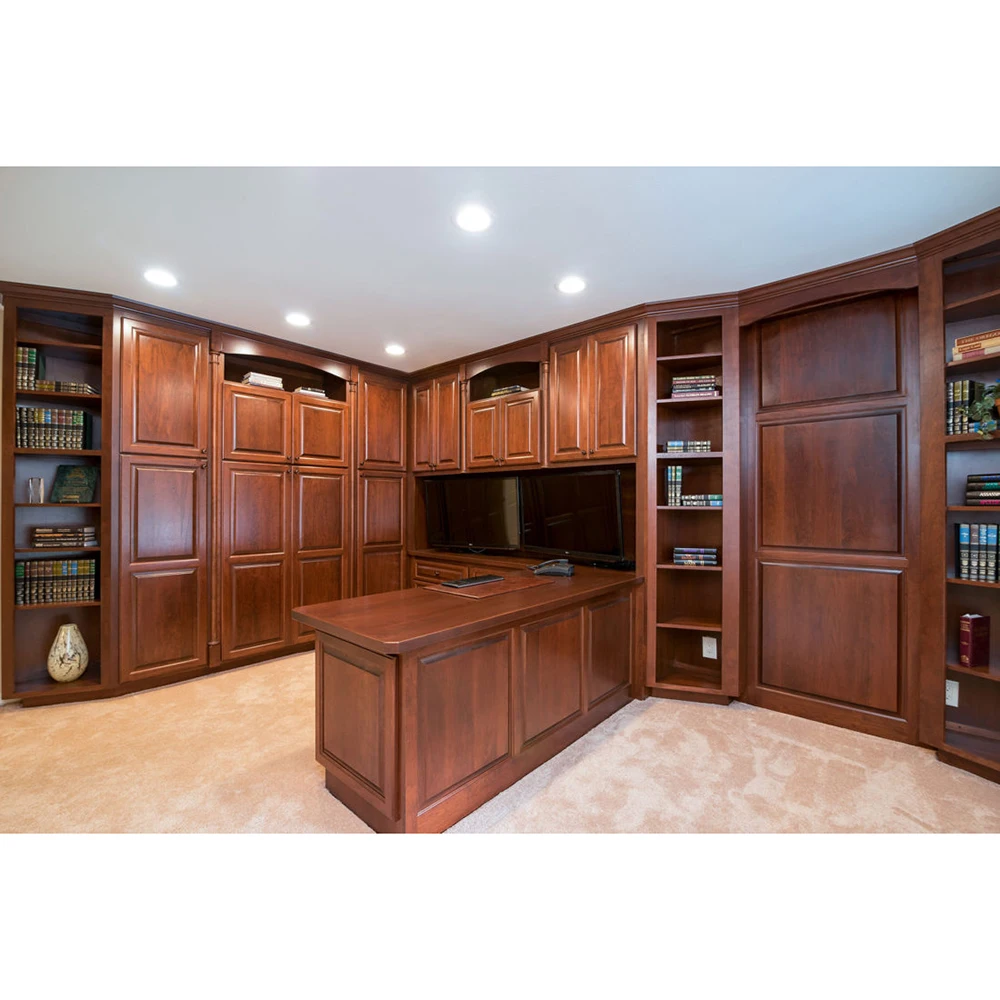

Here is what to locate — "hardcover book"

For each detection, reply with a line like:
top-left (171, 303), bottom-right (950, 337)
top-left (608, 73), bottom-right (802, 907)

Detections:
top-left (50, 465), bottom-right (99, 503)
top-left (959, 613), bottom-right (990, 669)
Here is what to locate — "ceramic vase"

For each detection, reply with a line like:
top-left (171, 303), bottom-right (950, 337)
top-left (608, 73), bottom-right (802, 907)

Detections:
top-left (47, 624), bottom-right (89, 683)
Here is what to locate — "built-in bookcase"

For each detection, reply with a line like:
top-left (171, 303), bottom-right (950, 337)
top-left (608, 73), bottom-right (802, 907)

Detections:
top-left (2, 300), bottom-right (112, 701)
top-left (647, 306), bottom-right (740, 700)
top-left (940, 239), bottom-right (1000, 771)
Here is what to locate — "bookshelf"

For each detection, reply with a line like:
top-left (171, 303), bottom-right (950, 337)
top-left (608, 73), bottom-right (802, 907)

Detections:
top-left (647, 309), bottom-right (740, 699)
top-left (938, 239), bottom-right (1000, 774)
top-left (2, 300), bottom-right (112, 702)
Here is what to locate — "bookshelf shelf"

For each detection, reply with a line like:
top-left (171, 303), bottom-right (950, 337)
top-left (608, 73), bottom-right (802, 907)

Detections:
top-left (14, 502), bottom-right (100, 508)
top-left (13, 665), bottom-right (104, 699)
top-left (15, 388), bottom-right (102, 405)
top-left (14, 448), bottom-right (101, 457)
top-left (656, 505), bottom-right (722, 512)
top-left (944, 287), bottom-right (1000, 323)
top-left (947, 505), bottom-right (1000, 512)
top-left (14, 548), bottom-right (100, 554)
top-left (15, 601), bottom-right (101, 611)
top-left (16, 337), bottom-right (103, 363)
top-left (656, 618), bottom-right (723, 632)
top-left (943, 729), bottom-right (1000, 765)
top-left (656, 452), bottom-right (722, 460)
top-left (650, 668), bottom-right (723, 694)
top-left (946, 661), bottom-right (1000, 684)
top-left (944, 433), bottom-right (999, 448)
top-left (946, 577), bottom-right (1000, 589)
top-left (656, 563), bottom-right (722, 572)
top-left (656, 396), bottom-right (722, 407)
top-left (945, 355), bottom-right (1000, 375)
top-left (656, 352), bottom-right (722, 363)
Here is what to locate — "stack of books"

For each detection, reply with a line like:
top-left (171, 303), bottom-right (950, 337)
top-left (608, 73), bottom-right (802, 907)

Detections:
top-left (243, 372), bottom-right (284, 390)
top-left (294, 386), bottom-right (327, 398)
top-left (956, 523), bottom-right (999, 582)
top-left (673, 547), bottom-right (719, 566)
top-left (33, 380), bottom-right (99, 395)
top-left (952, 327), bottom-right (1000, 362)
top-left (664, 466), bottom-right (682, 505)
top-left (965, 473), bottom-right (1000, 506)
top-left (31, 526), bottom-right (98, 549)
top-left (15, 407), bottom-right (92, 449)
top-left (664, 440), bottom-right (713, 453)
top-left (15, 346), bottom-right (41, 389)
top-left (670, 375), bottom-right (721, 399)
top-left (681, 494), bottom-right (723, 507)
top-left (490, 385), bottom-right (530, 397)
top-left (14, 557), bottom-right (98, 605)
top-left (947, 379), bottom-right (980, 435)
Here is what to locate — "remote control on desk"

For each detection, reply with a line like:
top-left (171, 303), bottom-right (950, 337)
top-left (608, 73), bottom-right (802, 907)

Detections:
top-left (441, 574), bottom-right (504, 589)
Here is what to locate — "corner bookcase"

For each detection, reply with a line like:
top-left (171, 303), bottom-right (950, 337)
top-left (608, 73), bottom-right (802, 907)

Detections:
top-left (934, 239), bottom-right (1000, 777)
top-left (1, 298), bottom-right (112, 702)
top-left (646, 305), bottom-right (740, 700)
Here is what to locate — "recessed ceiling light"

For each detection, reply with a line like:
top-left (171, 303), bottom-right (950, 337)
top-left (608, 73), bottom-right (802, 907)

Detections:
top-left (455, 204), bottom-right (492, 232)
top-left (285, 312), bottom-right (311, 327)
top-left (385, 343), bottom-right (406, 357)
top-left (144, 268), bottom-right (177, 288)
top-left (557, 275), bottom-right (586, 294)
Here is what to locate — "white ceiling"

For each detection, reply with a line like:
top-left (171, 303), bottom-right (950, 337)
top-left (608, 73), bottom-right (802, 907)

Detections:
top-left (1, 167), bottom-right (999, 372)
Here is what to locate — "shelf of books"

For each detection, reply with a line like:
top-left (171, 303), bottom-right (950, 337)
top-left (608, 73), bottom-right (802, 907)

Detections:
top-left (2, 299), bottom-right (111, 702)
top-left (941, 241), bottom-right (1000, 771)
top-left (649, 311), bottom-right (739, 699)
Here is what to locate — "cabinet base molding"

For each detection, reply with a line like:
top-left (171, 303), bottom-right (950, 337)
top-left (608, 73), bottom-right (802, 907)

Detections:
top-left (646, 686), bottom-right (732, 706)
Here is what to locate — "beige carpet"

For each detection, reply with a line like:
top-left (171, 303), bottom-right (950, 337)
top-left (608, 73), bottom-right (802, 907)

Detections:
top-left (2, 651), bottom-right (999, 833)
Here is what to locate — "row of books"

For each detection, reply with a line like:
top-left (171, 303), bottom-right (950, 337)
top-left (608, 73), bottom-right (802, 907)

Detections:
top-left (15, 407), bottom-right (93, 450)
top-left (669, 375), bottom-right (721, 399)
top-left (30, 526), bottom-right (98, 549)
top-left (491, 384), bottom-right (530, 397)
top-left (964, 473), bottom-right (1000, 506)
top-left (243, 372), bottom-right (284, 389)
top-left (946, 379), bottom-right (988, 436)
top-left (14, 558), bottom-right (98, 605)
top-left (33, 379), bottom-right (99, 395)
top-left (15, 346), bottom-right (42, 389)
top-left (662, 440), bottom-right (713, 453)
top-left (672, 547), bottom-right (719, 566)
top-left (952, 326), bottom-right (1000, 362)
top-left (956, 523), bottom-right (1000, 582)
top-left (663, 466), bottom-right (723, 507)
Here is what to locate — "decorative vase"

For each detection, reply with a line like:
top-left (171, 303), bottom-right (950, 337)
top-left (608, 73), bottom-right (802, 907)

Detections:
top-left (47, 624), bottom-right (89, 683)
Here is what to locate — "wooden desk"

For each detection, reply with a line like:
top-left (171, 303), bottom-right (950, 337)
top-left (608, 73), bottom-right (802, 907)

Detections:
top-left (292, 568), bottom-right (642, 833)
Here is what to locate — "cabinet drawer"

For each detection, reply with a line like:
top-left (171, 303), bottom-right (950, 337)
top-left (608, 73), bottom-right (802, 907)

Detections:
top-left (412, 560), bottom-right (466, 583)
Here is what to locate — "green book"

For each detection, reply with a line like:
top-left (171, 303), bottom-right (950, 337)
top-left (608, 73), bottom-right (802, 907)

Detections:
top-left (50, 464), bottom-right (99, 503)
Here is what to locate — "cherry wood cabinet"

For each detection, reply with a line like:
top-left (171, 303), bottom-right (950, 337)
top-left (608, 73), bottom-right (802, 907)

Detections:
top-left (466, 391), bottom-right (540, 469)
top-left (119, 455), bottom-right (209, 682)
top-left (121, 316), bottom-right (210, 457)
top-left (358, 371), bottom-right (406, 471)
top-left (222, 382), bottom-right (292, 463)
top-left (548, 326), bottom-right (635, 463)
top-left (357, 472), bottom-right (405, 595)
top-left (293, 395), bottom-right (349, 467)
top-left (411, 372), bottom-right (460, 472)
top-left (221, 462), bottom-right (291, 660)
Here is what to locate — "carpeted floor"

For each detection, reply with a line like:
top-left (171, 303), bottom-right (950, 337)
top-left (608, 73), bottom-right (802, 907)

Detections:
top-left (2, 651), bottom-right (999, 833)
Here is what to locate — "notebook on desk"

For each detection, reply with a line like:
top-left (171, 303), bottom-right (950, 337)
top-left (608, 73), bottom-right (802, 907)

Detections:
top-left (423, 574), bottom-right (556, 600)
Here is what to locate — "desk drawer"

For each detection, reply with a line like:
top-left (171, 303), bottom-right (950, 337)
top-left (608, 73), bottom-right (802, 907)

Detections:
top-left (412, 560), bottom-right (466, 584)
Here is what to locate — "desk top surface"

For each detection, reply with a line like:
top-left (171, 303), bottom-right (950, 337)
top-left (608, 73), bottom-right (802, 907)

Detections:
top-left (292, 567), bottom-right (642, 655)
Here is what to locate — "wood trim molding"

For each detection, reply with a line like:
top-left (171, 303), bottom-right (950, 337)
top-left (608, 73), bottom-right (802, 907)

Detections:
top-left (914, 204), bottom-right (1000, 259)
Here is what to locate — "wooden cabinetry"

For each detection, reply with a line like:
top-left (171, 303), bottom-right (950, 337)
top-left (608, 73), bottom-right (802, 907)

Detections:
top-left (222, 383), bottom-right (291, 463)
top-left (466, 391), bottom-right (540, 468)
top-left (411, 372), bottom-right (460, 471)
top-left (120, 455), bottom-right (209, 681)
top-left (121, 316), bottom-right (210, 457)
top-left (357, 472), bottom-right (405, 595)
top-left (548, 326), bottom-right (635, 463)
top-left (358, 371), bottom-right (406, 470)
top-left (293, 395), bottom-right (349, 467)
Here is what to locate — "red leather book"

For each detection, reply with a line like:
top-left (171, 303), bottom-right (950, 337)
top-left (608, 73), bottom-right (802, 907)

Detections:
top-left (959, 614), bottom-right (990, 669)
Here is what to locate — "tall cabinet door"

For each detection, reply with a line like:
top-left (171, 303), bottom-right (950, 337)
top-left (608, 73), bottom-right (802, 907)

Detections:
top-left (292, 468), bottom-right (349, 641)
top-left (433, 372), bottom-right (461, 470)
top-left (223, 383), bottom-right (292, 463)
top-left (500, 391), bottom-right (541, 466)
top-left (466, 398), bottom-right (502, 468)
top-left (120, 456), bottom-right (209, 682)
top-left (358, 371), bottom-right (406, 471)
top-left (547, 335), bottom-right (590, 462)
top-left (222, 462), bottom-right (291, 660)
top-left (357, 472), bottom-right (405, 596)
top-left (589, 325), bottom-right (636, 459)
top-left (121, 317), bottom-right (210, 456)
top-left (293, 395), bottom-right (349, 467)
top-left (411, 380), bottom-right (434, 471)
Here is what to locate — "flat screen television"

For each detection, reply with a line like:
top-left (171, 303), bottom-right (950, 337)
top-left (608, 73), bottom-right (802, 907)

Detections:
top-left (520, 468), bottom-right (627, 566)
top-left (424, 476), bottom-right (520, 552)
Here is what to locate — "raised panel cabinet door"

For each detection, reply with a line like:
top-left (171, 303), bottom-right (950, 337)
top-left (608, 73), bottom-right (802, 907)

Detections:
top-left (500, 391), bottom-right (541, 466)
top-left (293, 396), bottom-right (349, 467)
top-left (589, 325), bottom-right (636, 459)
top-left (466, 398), bottom-right (502, 468)
top-left (433, 372), bottom-right (461, 470)
top-left (358, 371), bottom-right (406, 470)
top-left (121, 317), bottom-right (209, 456)
top-left (119, 456), bottom-right (208, 682)
top-left (360, 549), bottom-right (404, 596)
top-left (411, 380), bottom-right (434, 471)
top-left (585, 592), bottom-right (632, 707)
top-left (222, 462), bottom-right (291, 659)
top-left (547, 335), bottom-right (590, 462)
top-left (223, 382), bottom-right (292, 463)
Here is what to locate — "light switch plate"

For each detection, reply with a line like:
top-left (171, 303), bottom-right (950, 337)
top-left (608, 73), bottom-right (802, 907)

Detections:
top-left (945, 679), bottom-right (959, 708)
top-left (702, 636), bottom-right (718, 660)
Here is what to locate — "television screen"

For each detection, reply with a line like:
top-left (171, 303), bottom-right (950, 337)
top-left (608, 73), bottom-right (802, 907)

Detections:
top-left (424, 476), bottom-right (520, 552)
top-left (520, 469), bottom-right (625, 564)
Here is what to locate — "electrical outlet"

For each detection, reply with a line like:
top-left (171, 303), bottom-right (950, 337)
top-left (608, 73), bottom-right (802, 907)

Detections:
top-left (945, 679), bottom-right (960, 708)
top-left (702, 636), bottom-right (718, 659)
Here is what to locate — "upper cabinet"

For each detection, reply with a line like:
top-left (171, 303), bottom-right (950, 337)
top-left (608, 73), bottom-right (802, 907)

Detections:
top-left (358, 371), bottom-right (407, 471)
top-left (121, 316), bottom-right (210, 456)
top-left (466, 392), bottom-right (540, 468)
top-left (223, 382), bottom-right (292, 463)
top-left (548, 325), bottom-right (635, 463)
top-left (411, 371), bottom-right (461, 472)
top-left (293, 395), bottom-right (350, 467)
